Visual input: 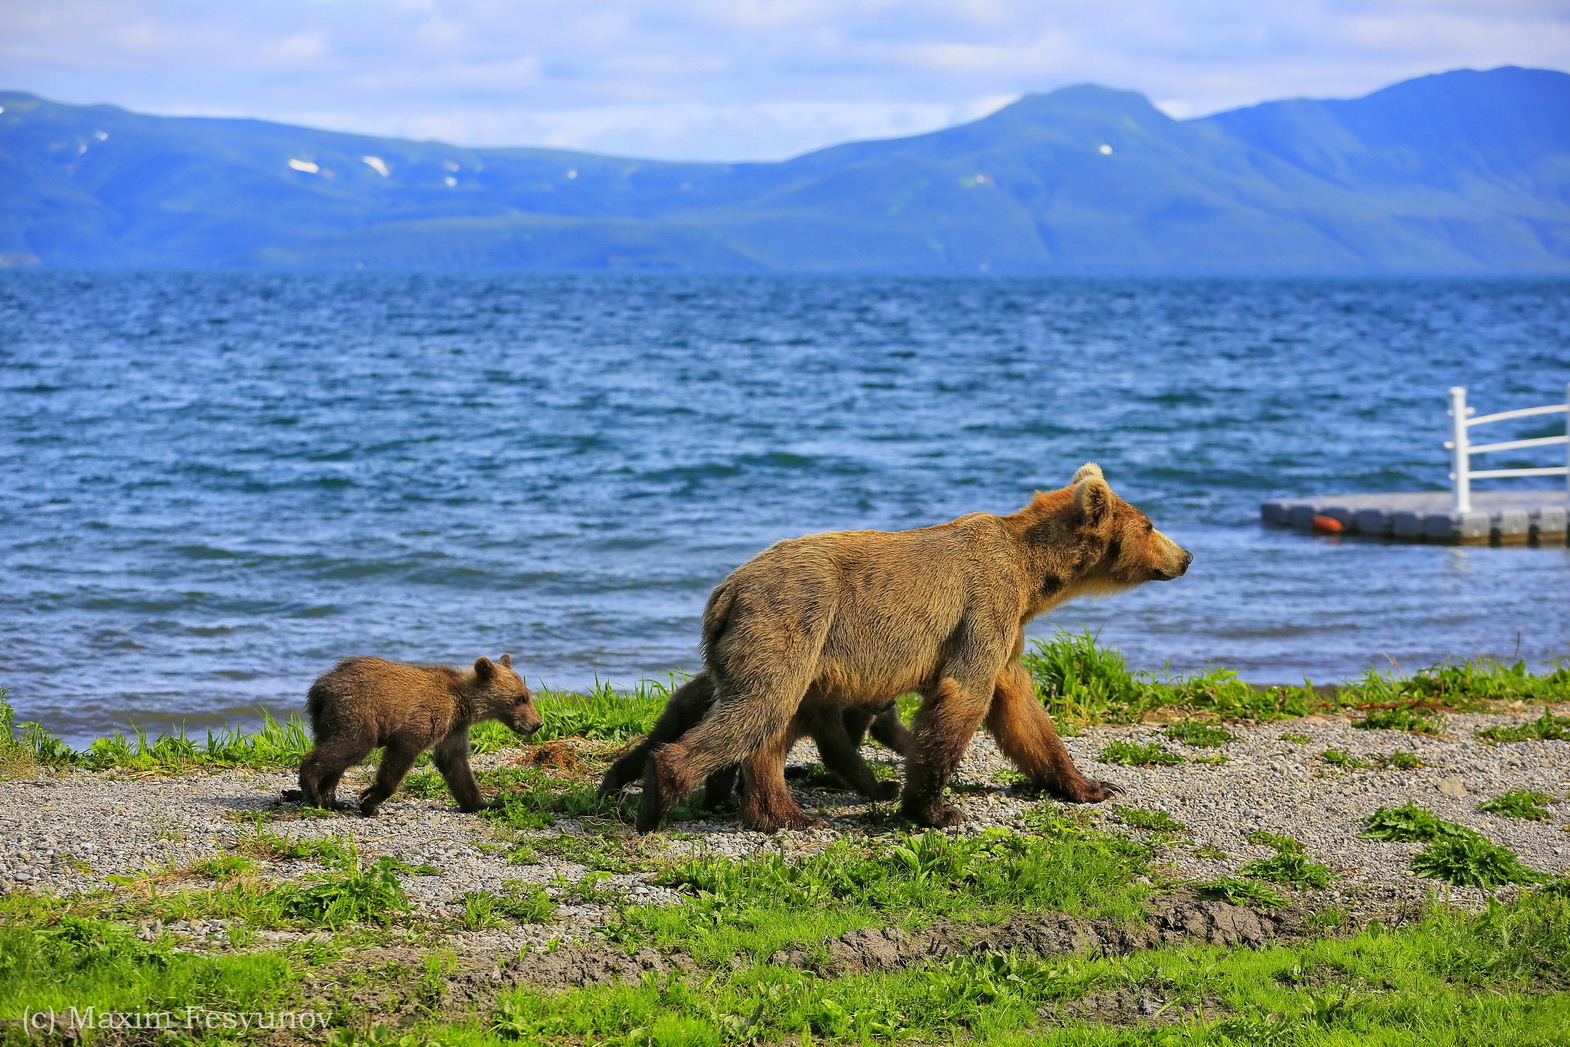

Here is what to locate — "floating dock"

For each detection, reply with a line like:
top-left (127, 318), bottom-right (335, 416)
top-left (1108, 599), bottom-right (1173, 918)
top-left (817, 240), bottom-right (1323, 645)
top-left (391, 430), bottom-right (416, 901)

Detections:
top-left (1261, 490), bottom-right (1568, 545)
top-left (1262, 385), bottom-right (1569, 546)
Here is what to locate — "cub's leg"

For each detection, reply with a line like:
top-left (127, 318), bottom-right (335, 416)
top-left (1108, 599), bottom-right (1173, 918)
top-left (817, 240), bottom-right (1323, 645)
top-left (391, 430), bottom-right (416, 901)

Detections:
top-left (986, 662), bottom-right (1121, 803)
top-left (806, 705), bottom-right (899, 801)
top-left (291, 735), bottom-right (373, 810)
top-left (358, 740), bottom-right (421, 817)
top-left (598, 674), bottom-right (715, 797)
top-left (700, 764), bottom-right (741, 811)
top-left (900, 677), bottom-right (994, 828)
top-left (868, 706), bottom-right (913, 755)
top-left (431, 728), bottom-right (488, 813)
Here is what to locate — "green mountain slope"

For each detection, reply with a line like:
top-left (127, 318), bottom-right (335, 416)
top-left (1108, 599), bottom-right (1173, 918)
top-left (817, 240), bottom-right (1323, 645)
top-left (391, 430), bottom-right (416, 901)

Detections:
top-left (1, 67), bottom-right (1566, 272)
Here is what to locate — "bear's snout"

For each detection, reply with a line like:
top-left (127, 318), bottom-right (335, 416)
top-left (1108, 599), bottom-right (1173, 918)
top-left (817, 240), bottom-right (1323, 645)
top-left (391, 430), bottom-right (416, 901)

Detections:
top-left (1150, 547), bottom-right (1192, 581)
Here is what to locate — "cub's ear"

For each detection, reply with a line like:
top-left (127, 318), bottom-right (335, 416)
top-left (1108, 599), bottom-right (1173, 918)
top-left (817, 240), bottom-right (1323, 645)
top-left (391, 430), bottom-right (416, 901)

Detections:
top-left (1074, 474), bottom-right (1112, 525)
top-left (499, 653), bottom-right (513, 668)
top-left (474, 656), bottom-right (495, 677)
top-left (1071, 462), bottom-right (1103, 485)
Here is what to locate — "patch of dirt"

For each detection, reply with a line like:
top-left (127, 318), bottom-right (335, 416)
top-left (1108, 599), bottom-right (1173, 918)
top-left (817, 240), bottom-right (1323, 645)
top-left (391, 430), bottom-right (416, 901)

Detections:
top-left (512, 741), bottom-right (585, 774)
top-left (769, 894), bottom-right (1311, 977)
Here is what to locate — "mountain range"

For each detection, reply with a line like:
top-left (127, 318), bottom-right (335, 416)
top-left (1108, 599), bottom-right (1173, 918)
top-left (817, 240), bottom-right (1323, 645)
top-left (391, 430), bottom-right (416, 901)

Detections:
top-left (2, 66), bottom-right (1568, 272)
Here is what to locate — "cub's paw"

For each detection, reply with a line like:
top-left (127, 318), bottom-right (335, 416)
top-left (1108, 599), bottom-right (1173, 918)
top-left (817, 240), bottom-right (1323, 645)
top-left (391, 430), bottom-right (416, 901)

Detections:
top-left (868, 780), bottom-right (901, 802)
top-left (280, 788), bottom-right (304, 803)
top-left (905, 803), bottom-right (965, 829)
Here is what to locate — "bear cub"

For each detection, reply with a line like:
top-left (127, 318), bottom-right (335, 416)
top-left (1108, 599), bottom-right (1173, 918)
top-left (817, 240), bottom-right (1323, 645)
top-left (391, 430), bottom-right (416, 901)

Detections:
top-left (283, 654), bottom-right (540, 816)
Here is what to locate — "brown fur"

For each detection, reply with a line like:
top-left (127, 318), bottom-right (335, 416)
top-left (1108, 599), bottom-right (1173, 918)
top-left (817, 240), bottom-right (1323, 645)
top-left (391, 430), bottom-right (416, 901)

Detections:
top-left (637, 464), bottom-right (1191, 832)
top-left (284, 654), bottom-right (540, 816)
top-left (597, 670), bottom-right (911, 810)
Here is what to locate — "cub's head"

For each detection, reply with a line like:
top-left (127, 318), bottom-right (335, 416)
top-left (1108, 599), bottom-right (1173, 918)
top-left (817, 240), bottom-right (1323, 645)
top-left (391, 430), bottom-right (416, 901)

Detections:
top-left (1067, 463), bottom-right (1191, 591)
top-left (475, 654), bottom-right (542, 736)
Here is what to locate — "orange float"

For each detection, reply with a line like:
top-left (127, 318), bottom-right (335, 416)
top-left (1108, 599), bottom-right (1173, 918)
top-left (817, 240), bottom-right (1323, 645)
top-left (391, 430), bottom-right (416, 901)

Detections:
top-left (1311, 515), bottom-right (1344, 534)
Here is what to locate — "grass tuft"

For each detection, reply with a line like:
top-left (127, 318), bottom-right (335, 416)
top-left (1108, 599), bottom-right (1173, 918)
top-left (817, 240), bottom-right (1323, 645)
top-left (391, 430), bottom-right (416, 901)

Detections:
top-left (455, 882), bottom-right (557, 929)
top-left (1361, 803), bottom-right (1477, 843)
top-left (1097, 740), bottom-right (1183, 767)
top-left (1114, 807), bottom-right (1187, 834)
top-left (1476, 708), bottom-right (1570, 744)
top-left (1411, 835), bottom-right (1545, 890)
top-left (1238, 851), bottom-right (1335, 890)
top-left (1194, 876), bottom-right (1286, 908)
top-left (1162, 721), bottom-right (1236, 747)
top-left (1478, 790), bottom-right (1556, 822)
top-left (1352, 705), bottom-right (1447, 734)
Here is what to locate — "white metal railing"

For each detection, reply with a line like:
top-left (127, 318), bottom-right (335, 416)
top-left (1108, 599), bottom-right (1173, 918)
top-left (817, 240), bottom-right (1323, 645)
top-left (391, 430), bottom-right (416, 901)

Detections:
top-left (1445, 384), bottom-right (1570, 512)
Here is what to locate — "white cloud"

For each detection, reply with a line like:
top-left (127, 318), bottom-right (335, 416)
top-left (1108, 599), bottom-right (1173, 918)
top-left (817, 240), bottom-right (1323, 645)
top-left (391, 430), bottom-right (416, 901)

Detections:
top-left (0, 0), bottom-right (1564, 159)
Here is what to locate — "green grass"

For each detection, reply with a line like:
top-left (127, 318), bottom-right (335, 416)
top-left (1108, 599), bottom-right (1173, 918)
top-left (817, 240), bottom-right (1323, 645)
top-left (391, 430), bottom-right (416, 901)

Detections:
top-left (1162, 721), bottom-right (1237, 747)
top-left (1476, 708), bottom-right (1570, 744)
top-left (1246, 831), bottom-right (1306, 855)
top-left (1352, 706), bottom-right (1448, 734)
top-left (1361, 803), bottom-right (1476, 844)
top-left (1114, 807), bottom-right (1187, 834)
top-left (0, 691), bottom-right (76, 779)
top-left (1320, 749), bottom-right (1371, 768)
top-left (1097, 740), bottom-right (1183, 766)
top-left (236, 827), bottom-right (357, 863)
top-left (1023, 631), bottom-right (1570, 728)
top-left (1375, 750), bottom-right (1423, 769)
top-left (1478, 791), bottom-right (1556, 821)
top-left (0, 677), bottom-right (675, 777)
top-left (486, 887), bottom-right (1570, 1044)
top-left (1193, 876), bottom-right (1287, 908)
top-left (1278, 731), bottom-right (1313, 744)
top-left (1411, 836), bottom-right (1545, 890)
top-left (1238, 852), bottom-right (1335, 890)
top-left (454, 882), bottom-right (557, 929)
top-left (1359, 804), bottom-right (1547, 890)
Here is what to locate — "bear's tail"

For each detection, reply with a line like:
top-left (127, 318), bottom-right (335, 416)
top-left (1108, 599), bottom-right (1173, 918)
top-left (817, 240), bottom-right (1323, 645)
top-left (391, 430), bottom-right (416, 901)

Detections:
top-left (699, 581), bottom-right (736, 660)
top-left (303, 682), bottom-right (327, 736)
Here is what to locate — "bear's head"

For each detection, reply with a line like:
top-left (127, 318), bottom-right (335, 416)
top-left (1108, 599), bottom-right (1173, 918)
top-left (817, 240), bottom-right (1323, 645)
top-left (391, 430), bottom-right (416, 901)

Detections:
top-left (475, 654), bottom-right (542, 736)
top-left (1022, 463), bottom-right (1191, 608)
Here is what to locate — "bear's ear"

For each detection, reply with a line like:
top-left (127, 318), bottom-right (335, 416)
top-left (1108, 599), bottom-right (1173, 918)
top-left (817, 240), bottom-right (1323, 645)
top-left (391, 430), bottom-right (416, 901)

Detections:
top-left (474, 656), bottom-right (495, 678)
top-left (1074, 473), bottom-right (1112, 525)
top-left (499, 653), bottom-right (512, 668)
top-left (1071, 462), bottom-right (1103, 485)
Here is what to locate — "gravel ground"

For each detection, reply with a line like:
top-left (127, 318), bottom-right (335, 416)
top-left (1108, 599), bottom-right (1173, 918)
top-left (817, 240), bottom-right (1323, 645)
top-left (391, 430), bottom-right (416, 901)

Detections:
top-left (1, 705), bottom-right (1566, 952)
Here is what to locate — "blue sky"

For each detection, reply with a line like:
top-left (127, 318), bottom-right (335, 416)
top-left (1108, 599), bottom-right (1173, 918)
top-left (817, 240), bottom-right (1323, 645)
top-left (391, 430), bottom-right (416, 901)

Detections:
top-left (3, 1), bottom-right (1567, 161)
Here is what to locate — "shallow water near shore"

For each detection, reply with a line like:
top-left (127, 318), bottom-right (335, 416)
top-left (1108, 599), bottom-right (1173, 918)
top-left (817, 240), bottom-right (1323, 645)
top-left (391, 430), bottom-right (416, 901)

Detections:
top-left (2, 271), bottom-right (1568, 745)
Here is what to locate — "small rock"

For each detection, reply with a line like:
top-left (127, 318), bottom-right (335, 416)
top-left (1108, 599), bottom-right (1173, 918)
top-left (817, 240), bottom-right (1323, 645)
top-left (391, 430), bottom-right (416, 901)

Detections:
top-left (1439, 777), bottom-right (1469, 798)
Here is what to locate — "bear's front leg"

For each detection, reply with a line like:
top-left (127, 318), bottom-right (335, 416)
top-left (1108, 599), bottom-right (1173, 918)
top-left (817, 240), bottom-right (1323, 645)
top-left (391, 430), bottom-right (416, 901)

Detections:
top-left (986, 663), bottom-right (1122, 803)
top-left (900, 677), bottom-right (992, 828)
top-left (431, 728), bottom-right (488, 813)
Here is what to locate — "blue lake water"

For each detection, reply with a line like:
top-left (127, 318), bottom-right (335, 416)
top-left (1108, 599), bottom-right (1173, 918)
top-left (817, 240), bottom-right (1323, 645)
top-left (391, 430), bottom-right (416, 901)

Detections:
top-left (2, 271), bottom-right (1568, 745)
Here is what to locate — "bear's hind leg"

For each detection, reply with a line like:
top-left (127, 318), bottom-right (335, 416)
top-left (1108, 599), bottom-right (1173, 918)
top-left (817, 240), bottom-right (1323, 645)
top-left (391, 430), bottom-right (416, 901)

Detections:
top-left (901, 677), bottom-right (993, 828)
top-left (986, 663), bottom-right (1121, 803)
top-left (741, 723), bottom-right (824, 831)
top-left (637, 682), bottom-right (802, 834)
top-left (295, 739), bottom-right (370, 810)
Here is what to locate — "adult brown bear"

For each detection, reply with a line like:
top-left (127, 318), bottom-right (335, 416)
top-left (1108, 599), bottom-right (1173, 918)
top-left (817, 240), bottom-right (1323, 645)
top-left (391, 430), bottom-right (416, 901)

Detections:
top-left (637, 464), bottom-right (1191, 833)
